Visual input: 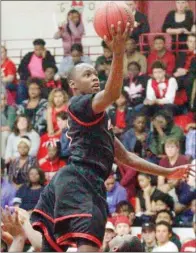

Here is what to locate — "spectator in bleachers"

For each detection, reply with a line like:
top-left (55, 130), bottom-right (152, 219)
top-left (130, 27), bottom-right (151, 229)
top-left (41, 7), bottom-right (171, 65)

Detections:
top-left (153, 192), bottom-right (174, 214)
top-left (115, 201), bottom-right (137, 226)
top-left (95, 40), bottom-right (112, 72)
top-left (1, 45), bottom-right (18, 106)
top-left (143, 61), bottom-right (179, 117)
top-left (185, 121), bottom-right (196, 159)
top-left (1, 158), bottom-right (16, 208)
top-left (123, 62), bottom-right (149, 112)
top-left (5, 115), bottom-right (40, 164)
top-left (56, 112), bottom-right (70, 160)
top-left (39, 142), bottom-right (65, 183)
top-left (102, 220), bottom-right (116, 252)
top-left (18, 39), bottom-right (56, 81)
top-left (98, 59), bottom-right (112, 91)
top-left (124, 37), bottom-right (147, 76)
top-left (135, 173), bottom-right (163, 222)
top-left (42, 64), bottom-right (62, 99)
top-left (141, 222), bottom-right (157, 252)
top-left (13, 167), bottom-right (45, 212)
top-left (153, 221), bottom-right (179, 252)
top-left (174, 34), bottom-right (196, 99)
top-left (147, 110), bottom-right (184, 158)
top-left (114, 216), bottom-right (131, 236)
top-left (122, 113), bottom-right (148, 158)
top-left (158, 137), bottom-right (190, 191)
top-left (58, 43), bottom-right (92, 78)
top-left (108, 90), bottom-right (133, 138)
top-left (8, 137), bottom-right (39, 188)
top-left (54, 9), bottom-right (84, 56)
top-left (125, 0), bottom-right (150, 44)
top-left (0, 93), bottom-right (16, 159)
top-left (155, 210), bottom-right (182, 250)
top-left (162, 0), bottom-right (194, 50)
top-left (47, 88), bottom-right (69, 136)
top-left (105, 174), bottom-right (128, 215)
top-left (147, 36), bottom-right (175, 76)
top-left (181, 214), bottom-right (196, 252)
top-left (16, 78), bottom-right (47, 135)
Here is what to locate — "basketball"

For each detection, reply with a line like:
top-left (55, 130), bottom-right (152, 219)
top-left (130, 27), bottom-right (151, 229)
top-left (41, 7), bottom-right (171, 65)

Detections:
top-left (93, 1), bottom-right (135, 41)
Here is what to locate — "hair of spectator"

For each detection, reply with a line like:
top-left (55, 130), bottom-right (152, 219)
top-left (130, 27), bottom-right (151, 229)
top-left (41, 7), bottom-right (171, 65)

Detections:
top-left (56, 111), bottom-right (68, 120)
top-left (132, 112), bottom-right (147, 122)
top-left (151, 60), bottom-right (166, 71)
top-left (71, 43), bottom-right (83, 53)
top-left (33, 39), bottom-right (46, 46)
top-left (1, 45), bottom-right (7, 52)
top-left (13, 115), bottom-right (33, 136)
top-left (164, 137), bottom-right (180, 148)
top-left (153, 109), bottom-right (173, 123)
top-left (156, 221), bottom-right (172, 234)
top-left (115, 200), bottom-right (135, 213)
top-left (127, 61), bottom-right (141, 71)
top-left (43, 63), bottom-right (58, 74)
top-left (156, 209), bottom-right (174, 221)
top-left (27, 77), bottom-right (44, 89)
top-left (101, 40), bottom-right (110, 49)
top-left (153, 192), bottom-right (174, 211)
top-left (27, 167), bottom-right (46, 187)
top-left (154, 35), bottom-right (166, 43)
top-left (48, 88), bottom-right (69, 107)
top-left (138, 172), bottom-right (151, 179)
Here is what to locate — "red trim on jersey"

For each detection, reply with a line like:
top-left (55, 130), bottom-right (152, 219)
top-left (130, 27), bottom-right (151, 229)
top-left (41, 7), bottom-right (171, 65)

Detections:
top-left (68, 107), bottom-right (105, 127)
top-left (56, 232), bottom-right (102, 248)
top-left (31, 221), bottom-right (63, 252)
top-left (33, 209), bottom-right (92, 223)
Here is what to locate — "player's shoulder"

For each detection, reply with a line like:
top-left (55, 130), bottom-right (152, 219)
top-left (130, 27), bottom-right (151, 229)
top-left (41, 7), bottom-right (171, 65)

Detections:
top-left (68, 94), bottom-right (95, 107)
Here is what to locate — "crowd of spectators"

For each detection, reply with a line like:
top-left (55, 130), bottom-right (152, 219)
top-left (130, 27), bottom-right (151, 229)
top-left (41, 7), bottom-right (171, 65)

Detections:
top-left (1, 0), bottom-right (196, 252)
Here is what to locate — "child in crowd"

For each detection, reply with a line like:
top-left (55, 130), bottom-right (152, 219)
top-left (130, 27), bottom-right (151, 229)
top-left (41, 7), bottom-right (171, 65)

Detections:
top-left (108, 91), bottom-right (133, 138)
top-left (105, 174), bottom-right (128, 215)
top-left (13, 167), bottom-right (45, 212)
top-left (114, 216), bottom-right (131, 236)
top-left (39, 142), bottom-right (65, 183)
top-left (141, 222), bottom-right (157, 252)
top-left (95, 40), bottom-right (113, 72)
top-left (143, 61), bottom-right (179, 117)
top-left (8, 137), bottom-right (39, 188)
top-left (153, 221), bottom-right (179, 252)
top-left (47, 88), bottom-right (69, 136)
top-left (123, 61), bottom-right (149, 112)
top-left (102, 220), bottom-right (116, 252)
top-left (42, 64), bottom-right (62, 99)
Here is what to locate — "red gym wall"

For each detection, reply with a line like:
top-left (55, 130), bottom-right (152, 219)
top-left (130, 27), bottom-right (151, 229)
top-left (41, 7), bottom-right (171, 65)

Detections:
top-left (137, 0), bottom-right (196, 33)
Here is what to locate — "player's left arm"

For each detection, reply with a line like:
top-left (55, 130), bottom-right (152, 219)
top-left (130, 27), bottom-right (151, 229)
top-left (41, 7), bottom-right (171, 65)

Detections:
top-left (114, 137), bottom-right (194, 179)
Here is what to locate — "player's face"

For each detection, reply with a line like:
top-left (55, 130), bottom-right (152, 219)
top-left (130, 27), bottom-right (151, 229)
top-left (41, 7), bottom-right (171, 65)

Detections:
top-left (115, 223), bottom-right (130, 236)
top-left (45, 68), bottom-right (55, 81)
top-left (187, 36), bottom-right (196, 51)
top-left (156, 212), bottom-right (172, 224)
top-left (18, 142), bottom-right (29, 156)
top-left (70, 64), bottom-right (100, 94)
top-left (152, 68), bottom-right (166, 82)
top-left (142, 230), bottom-right (156, 244)
top-left (156, 225), bottom-right (170, 244)
top-left (154, 39), bottom-right (165, 51)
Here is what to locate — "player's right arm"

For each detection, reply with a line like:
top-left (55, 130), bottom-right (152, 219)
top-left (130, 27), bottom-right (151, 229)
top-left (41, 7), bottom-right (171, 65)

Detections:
top-left (92, 22), bottom-right (130, 114)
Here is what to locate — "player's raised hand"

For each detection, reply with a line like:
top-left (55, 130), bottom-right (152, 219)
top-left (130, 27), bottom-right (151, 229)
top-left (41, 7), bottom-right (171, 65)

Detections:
top-left (103, 21), bottom-right (131, 55)
top-left (166, 164), bottom-right (196, 180)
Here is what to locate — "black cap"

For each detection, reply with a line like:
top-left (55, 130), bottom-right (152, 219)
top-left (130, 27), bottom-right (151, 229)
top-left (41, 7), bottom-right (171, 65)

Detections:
top-left (142, 222), bottom-right (156, 232)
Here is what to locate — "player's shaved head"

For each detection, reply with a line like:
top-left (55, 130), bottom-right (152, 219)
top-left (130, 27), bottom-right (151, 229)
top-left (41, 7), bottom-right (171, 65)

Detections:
top-left (67, 63), bottom-right (95, 82)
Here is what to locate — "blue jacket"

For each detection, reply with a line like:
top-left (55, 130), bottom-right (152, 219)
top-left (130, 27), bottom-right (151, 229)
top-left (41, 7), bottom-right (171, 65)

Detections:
top-left (60, 128), bottom-right (71, 159)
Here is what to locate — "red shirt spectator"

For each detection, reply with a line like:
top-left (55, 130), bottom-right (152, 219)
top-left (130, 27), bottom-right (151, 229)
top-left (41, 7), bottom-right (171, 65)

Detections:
top-left (51, 105), bottom-right (67, 132)
top-left (147, 35), bottom-right (175, 75)
top-left (181, 240), bottom-right (196, 252)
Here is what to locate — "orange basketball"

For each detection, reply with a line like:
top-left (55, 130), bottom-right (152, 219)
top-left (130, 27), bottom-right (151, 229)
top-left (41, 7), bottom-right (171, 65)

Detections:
top-left (93, 1), bottom-right (134, 41)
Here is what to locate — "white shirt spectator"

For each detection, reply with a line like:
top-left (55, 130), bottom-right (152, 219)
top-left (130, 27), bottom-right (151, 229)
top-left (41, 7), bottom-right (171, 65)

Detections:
top-left (5, 130), bottom-right (40, 160)
top-left (152, 241), bottom-right (179, 252)
top-left (146, 77), bottom-right (178, 104)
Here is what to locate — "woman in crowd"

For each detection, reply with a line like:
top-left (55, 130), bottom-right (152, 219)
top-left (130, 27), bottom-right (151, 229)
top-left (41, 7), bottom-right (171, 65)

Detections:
top-left (1, 46), bottom-right (18, 106)
top-left (0, 93), bottom-right (16, 159)
top-left (13, 167), bottom-right (45, 212)
top-left (5, 115), bottom-right (40, 164)
top-left (135, 173), bottom-right (163, 222)
top-left (47, 88), bottom-right (69, 136)
top-left (147, 110), bottom-right (184, 159)
top-left (162, 0), bottom-right (193, 50)
top-left (8, 137), bottom-right (39, 188)
top-left (54, 9), bottom-right (84, 56)
top-left (16, 78), bottom-right (48, 135)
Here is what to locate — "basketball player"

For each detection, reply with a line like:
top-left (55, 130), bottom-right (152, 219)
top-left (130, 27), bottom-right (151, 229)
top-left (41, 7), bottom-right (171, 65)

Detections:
top-left (30, 22), bottom-right (193, 252)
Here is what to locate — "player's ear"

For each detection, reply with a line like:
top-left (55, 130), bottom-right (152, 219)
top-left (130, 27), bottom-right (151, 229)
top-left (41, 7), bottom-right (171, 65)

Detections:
top-left (68, 80), bottom-right (76, 89)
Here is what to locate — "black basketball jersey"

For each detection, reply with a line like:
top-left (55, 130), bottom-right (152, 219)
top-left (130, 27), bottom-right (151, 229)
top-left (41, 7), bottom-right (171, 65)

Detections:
top-left (67, 94), bottom-right (115, 180)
